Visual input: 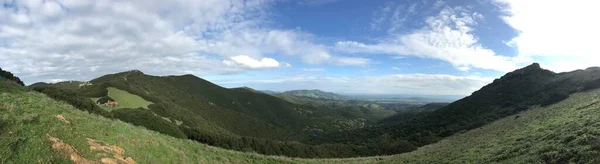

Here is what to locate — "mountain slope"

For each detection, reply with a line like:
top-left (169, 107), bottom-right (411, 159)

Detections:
top-left (379, 88), bottom-right (600, 163)
top-left (85, 71), bottom-right (369, 139)
top-left (310, 63), bottom-right (600, 154)
top-left (0, 68), bottom-right (24, 86)
top-left (0, 80), bottom-right (306, 163)
top-left (30, 70), bottom-right (400, 158)
top-left (6, 74), bottom-right (600, 163)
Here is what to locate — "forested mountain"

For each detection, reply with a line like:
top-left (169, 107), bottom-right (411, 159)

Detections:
top-left (28, 69), bottom-right (398, 158)
top-left (376, 102), bottom-right (448, 126)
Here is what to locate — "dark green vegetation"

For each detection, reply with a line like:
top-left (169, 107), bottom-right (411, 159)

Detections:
top-left (30, 70), bottom-right (400, 158)
top-left (5, 67), bottom-right (600, 163)
top-left (308, 63), bottom-right (600, 155)
top-left (6, 63), bottom-right (600, 161)
top-left (377, 102), bottom-right (448, 126)
top-left (31, 86), bottom-right (112, 118)
top-left (0, 79), bottom-right (317, 163)
top-left (4, 64), bottom-right (600, 163)
top-left (0, 68), bottom-right (24, 86)
top-left (383, 88), bottom-right (600, 163)
top-left (112, 108), bottom-right (187, 138)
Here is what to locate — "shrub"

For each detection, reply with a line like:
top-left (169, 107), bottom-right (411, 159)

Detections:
top-left (111, 108), bottom-right (186, 139)
top-left (33, 87), bottom-right (112, 118)
top-left (96, 96), bottom-right (115, 104)
top-left (0, 68), bottom-right (24, 86)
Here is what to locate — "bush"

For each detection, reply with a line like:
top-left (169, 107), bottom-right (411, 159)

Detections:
top-left (0, 68), bottom-right (24, 86)
top-left (541, 91), bottom-right (570, 107)
top-left (96, 96), bottom-right (115, 104)
top-left (111, 108), bottom-right (186, 139)
top-left (33, 87), bottom-right (112, 118)
top-left (0, 119), bottom-right (5, 133)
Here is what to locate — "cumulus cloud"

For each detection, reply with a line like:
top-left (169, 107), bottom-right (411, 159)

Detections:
top-left (495, 0), bottom-right (600, 72)
top-left (0, 0), bottom-right (364, 84)
top-left (215, 74), bottom-right (493, 95)
top-left (329, 57), bottom-right (371, 66)
top-left (223, 55), bottom-right (285, 69)
top-left (337, 7), bottom-right (520, 72)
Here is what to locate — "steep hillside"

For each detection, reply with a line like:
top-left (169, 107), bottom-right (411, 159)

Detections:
top-left (380, 88), bottom-right (600, 163)
top-left (310, 63), bottom-right (600, 155)
top-left (0, 80), bottom-right (306, 163)
top-left (5, 72), bottom-right (600, 163)
top-left (85, 71), bottom-right (370, 139)
top-left (32, 70), bottom-right (399, 158)
top-left (0, 68), bottom-right (24, 86)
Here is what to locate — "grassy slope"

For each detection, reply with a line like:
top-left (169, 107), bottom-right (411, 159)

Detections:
top-left (3, 80), bottom-right (600, 163)
top-left (0, 84), bottom-right (298, 163)
top-left (95, 87), bottom-right (154, 111)
top-left (373, 88), bottom-right (600, 163)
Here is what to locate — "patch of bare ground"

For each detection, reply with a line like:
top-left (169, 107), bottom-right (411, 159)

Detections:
top-left (56, 115), bottom-right (70, 124)
top-left (45, 134), bottom-right (93, 164)
top-left (45, 133), bottom-right (136, 164)
top-left (87, 138), bottom-right (135, 164)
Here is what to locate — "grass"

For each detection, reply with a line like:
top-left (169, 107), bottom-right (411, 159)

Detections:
top-left (92, 87), bottom-right (153, 111)
top-left (3, 81), bottom-right (600, 163)
top-left (374, 89), bottom-right (600, 163)
top-left (0, 88), bottom-right (303, 163)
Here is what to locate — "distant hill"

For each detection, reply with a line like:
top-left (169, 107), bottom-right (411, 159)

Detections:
top-left (0, 67), bottom-right (24, 86)
top-left (377, 102), bottom-right (449, 126)
top-left (310, 63), bottom-right (600, 155)
top-left (259, 90), bottom-right (280, 95)
top-left (279, 89), bottom-right (349, 100)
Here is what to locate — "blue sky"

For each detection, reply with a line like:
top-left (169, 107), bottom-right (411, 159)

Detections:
top-left (1, 0), bottom-right (599, 95)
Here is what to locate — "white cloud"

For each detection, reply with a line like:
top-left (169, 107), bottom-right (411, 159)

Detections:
top-left (330, 57), bottom-right (371, 66)
top-left (215, 74), bottom-right (493, 95)
top-left (337, 7), bottom-right (519, 72)
top-left (302, 68), bottom-right (325, 72)
top-left (223, 55), bottom-right (285, 69)
top-left (495, 0), bottom-right (600, 72)
top-left (0, 0), bottom-right (363, 84)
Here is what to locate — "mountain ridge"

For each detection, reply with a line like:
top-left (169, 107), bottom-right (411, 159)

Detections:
top-left (309, 63), bottom-right (600, 155)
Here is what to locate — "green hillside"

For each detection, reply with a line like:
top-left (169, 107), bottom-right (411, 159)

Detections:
top-left (309, 64), bottom-right (600, 155)
top-left (32, 70), bottom-right (398, 158)
top-left (5, 75), bottom-right (600, 163)
top-left (0, 81), bottom-right (296, 163)
top-left (0, 68), bottom-right (24, 86)
top-left (8, 64), bottom-right (600, 162)
top-left (92, 87), bottom-right (154, 111)
top-left (380, 88), bottom-right (600, 163)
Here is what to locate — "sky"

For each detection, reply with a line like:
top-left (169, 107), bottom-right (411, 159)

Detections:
top-left (1, 0), bottom-right (599, 96)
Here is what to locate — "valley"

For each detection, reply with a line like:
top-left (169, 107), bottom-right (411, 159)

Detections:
top-left (2, 63), bottom-right (600, 163)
